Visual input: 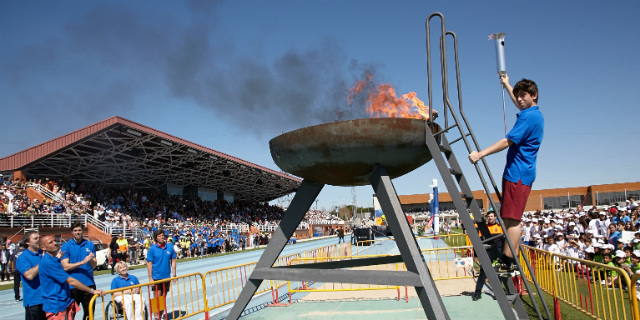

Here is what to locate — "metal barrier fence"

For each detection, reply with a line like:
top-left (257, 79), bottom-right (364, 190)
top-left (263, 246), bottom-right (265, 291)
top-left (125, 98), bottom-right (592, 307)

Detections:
top-left (354, 233), bottom-right (470, 256)
top-left (288, 254), bottom-right (404, 300)
top-left (520, 245), bottom-right (640, 320)
top-left (203, 252), bottom-right (301, 309)
top-left (90, 273), bottom-right (207, 320)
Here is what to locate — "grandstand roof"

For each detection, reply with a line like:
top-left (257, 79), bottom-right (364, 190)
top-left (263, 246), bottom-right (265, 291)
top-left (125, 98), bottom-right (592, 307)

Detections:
top-left (0, 116), bottom-right (301, 202)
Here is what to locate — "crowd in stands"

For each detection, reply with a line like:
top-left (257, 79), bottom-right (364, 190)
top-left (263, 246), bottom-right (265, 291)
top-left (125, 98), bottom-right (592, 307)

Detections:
top-left (0, 177), bottom-right (342, 244)
top-left (518, 201), bottom-right (640, 286)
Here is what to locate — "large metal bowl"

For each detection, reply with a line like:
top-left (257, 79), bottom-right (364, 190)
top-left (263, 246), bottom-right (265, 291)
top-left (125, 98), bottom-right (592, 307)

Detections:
top-left (269, 118), bottom-right (439, 186)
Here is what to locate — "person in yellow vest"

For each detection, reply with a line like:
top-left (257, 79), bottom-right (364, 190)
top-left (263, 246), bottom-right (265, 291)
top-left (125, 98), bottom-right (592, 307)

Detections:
top-left (143, 235), bottom-right (151, 259)
top-left (472, 210), bottom-right (504, 301)
top-left (116, 234), bottom-right (128, 263)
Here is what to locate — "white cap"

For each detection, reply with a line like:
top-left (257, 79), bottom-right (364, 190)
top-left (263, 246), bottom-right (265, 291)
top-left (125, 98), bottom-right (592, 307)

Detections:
top-left (555, 225), bottom-right (563, 230)
top-left (604, 244), bottom-right (615, 250)
top-left (599, 211), bottom-right (606, 215)
top-left (615, 250), bottom-right (626, 258)
top-left (633, 250), bottom-right (640, 258)
top-left (532, 218), bottom-right (538, 222)
top-left (568, 222), bottom-right (576, 226)
top-left (585, 247), bottom-right (595, 254)
top-left (593, 242), bottom-right (602, 248)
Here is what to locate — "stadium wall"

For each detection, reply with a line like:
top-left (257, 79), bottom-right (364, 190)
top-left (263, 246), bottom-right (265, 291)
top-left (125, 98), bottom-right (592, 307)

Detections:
top-left (399, 181), bottom-right (640, 212)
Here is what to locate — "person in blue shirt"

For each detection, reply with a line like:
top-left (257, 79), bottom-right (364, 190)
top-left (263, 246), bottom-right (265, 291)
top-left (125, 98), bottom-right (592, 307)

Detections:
top-left (111, 261), bottom-right (146, 320)
top-left (60, 222), bottom-right (97, 320)
top-left (146, 229), bottom-right (176, 319)
top-left (16, 231), bottom-right (45, 320)
top-left (470, 74), bottom-right (544, 272)
top-left (38, 235), bottom-right (104, 320)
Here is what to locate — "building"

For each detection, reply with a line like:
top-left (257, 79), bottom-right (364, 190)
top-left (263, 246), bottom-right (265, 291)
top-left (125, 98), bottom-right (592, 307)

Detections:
top-left (399, 181), bottom-right (640, 213)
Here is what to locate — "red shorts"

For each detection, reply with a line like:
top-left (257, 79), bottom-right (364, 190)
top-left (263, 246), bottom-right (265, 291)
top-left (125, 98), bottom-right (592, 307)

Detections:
top-left (46, 302), bottom-right (79, 320)
top-left (500, 178), bottom-right (531, 222)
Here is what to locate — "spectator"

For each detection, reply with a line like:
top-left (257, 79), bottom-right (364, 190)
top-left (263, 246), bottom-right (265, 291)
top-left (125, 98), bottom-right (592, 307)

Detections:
top-left (128, 238), bottom-right (139, 265)
top-left (16, 231), bottom-right (43, 320)
top-left (116, 234), bottom-right (128, 264)
top-left (39, 235), bottom-right (105, 319)
top-left (111, 261), bottom-right (146, 320)
top-left (11, 241), bottom-right (25, 302)
top-left (0, 243), bottom-right (8, 281)
top-left (146, 229), bottom-right (176, 320)
top-left (60, 222), bottom-right (97, 320)
top-left (109, 235), bottom-right (118, 275)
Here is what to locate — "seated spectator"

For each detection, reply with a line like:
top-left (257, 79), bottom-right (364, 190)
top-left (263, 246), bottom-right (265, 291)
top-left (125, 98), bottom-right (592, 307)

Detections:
top-left (111, 261), bottom-right (146, 320)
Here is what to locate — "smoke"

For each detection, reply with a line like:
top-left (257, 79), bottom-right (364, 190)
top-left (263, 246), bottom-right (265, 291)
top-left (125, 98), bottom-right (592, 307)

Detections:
top-left (1, 1), bottom-right (379, 141)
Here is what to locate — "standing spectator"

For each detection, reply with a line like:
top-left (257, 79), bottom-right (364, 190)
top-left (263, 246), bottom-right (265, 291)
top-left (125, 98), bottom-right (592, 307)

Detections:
top-left (0, 243), bottom-right (9, 281)
top-left (116, 234), bottom-right (128, 264)
top-left (146, 229), bottom-right (176, 320)
top-left (39, 235), bottom-right (104, 319)
top-left (337, 227), bottom-right (345, 244)
top-left (469, 75), bottom-right (544, 272)
top-left (16, 231), bottom-right (43, 319)
top-left (128, 238), bottom-right (139, 265)
top-left (60, 223), bottom-right (97, 320)
top-left (109, 236), bottom-right (118, 275)
top-left (11, 241), bottom-right (26, 302)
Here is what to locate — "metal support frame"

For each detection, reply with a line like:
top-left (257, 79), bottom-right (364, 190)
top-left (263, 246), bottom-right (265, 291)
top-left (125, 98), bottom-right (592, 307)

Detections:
top-left (226, 168), bottom-right (450, 320)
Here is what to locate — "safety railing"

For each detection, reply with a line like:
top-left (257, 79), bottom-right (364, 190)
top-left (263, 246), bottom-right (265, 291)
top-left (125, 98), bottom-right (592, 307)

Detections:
top-left (287, 254), bottom-right (404, 301)
top-left (0, 213), bottom-right (87, 228)
top-left (520, 245), bottom-right (639, 320)
top-left (27, 183), bottom-right (65, 202)
top-left (89, 272), bottom-right (207, 320)
top-left (354, 233), bottom-right (469, 256)
top-left (203, 252), bottom-right (301, 310)
top-left (301, 242), bottom-right (352, 260)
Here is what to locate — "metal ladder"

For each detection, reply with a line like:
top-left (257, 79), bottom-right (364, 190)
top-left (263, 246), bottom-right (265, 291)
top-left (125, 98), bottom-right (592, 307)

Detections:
top-left (425, 12), bottom-right (551, 320)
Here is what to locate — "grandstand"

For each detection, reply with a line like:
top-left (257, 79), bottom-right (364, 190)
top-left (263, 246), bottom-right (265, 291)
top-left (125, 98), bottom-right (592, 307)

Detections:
top-left (0, 116), bottom-right (302, 242)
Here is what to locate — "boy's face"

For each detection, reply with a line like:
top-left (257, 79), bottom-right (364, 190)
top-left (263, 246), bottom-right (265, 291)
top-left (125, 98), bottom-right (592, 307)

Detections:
top-left (603, 256), bottom-right (611, 263)
top-left (515, 91), bottom-right (537, 110)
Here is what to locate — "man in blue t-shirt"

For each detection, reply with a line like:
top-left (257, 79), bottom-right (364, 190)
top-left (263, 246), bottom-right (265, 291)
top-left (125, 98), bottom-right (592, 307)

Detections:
top-left (16, 231), bottom-right (45, 320)
top-left (470, 74), bottom-right (544, 272)
top-left (39, 235), bottom-right (104, 320)
top-left (146, 229), bottom-right (176, 318)
top-left (60, 222), bottom-right (97, 320)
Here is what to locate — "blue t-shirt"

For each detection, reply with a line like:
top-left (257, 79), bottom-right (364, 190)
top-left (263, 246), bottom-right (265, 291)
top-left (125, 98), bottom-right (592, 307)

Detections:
top-left (111, 274), bottom-right (141, 290)
top-left (16, 249), bottom-right (44, 307)
top-left (39, 253), bottom-right (74, 313)
top-left (146, 243), bottom-right (176, 281)
top-left (61, 238), bottom-right (96, 287)
top-left (504, 106), bottom-right (544, 186)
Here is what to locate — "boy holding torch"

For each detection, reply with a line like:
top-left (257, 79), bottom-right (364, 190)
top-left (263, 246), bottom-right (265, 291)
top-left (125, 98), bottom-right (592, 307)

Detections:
top-left (469, 74), bottom-right (544, 272)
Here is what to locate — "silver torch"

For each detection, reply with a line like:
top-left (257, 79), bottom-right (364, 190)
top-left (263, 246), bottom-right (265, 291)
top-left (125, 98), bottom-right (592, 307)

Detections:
top-left (490, 32), bottom-right (508, 134)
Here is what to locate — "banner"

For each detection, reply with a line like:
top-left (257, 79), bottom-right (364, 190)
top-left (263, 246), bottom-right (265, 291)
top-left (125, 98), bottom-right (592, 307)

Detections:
top-left (374, 195), bottom-right (385, 226)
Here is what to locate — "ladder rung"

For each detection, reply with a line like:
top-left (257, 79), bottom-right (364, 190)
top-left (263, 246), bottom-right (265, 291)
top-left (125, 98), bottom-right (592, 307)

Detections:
top-left (448, 132), bottom-right (472, 145)
top-left (438, 144), bottom-right (452, 155)
top-left (448, 168), bottom-right (462, 176)
top-left (481, 234), bottom-right (504, 244)
top-left (432, 124), bottom-right (458, 137)
top-left (506, 294), bottom-right (519, 303)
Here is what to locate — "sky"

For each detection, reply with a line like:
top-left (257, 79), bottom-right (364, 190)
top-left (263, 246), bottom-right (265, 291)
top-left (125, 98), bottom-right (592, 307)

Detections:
top-left (1, 0), bottom-right (639, 211)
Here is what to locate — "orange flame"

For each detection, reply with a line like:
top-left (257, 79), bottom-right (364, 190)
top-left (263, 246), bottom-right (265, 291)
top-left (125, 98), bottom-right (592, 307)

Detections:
top-left (348, 75), bottom-right (435, 120)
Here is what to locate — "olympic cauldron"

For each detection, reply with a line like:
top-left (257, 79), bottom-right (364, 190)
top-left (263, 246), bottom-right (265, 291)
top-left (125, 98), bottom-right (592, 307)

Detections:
top-left (269, 118), bottom-right (440, 186)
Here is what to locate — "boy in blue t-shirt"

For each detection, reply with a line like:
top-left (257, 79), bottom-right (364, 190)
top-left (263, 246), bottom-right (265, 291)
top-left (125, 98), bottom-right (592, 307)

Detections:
top-left (469, 74), bottom-right (543, 272)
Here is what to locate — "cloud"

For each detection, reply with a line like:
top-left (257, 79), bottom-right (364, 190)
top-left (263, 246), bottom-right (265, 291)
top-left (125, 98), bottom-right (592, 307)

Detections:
top-left (2, 1), bottom-right (379, 141)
